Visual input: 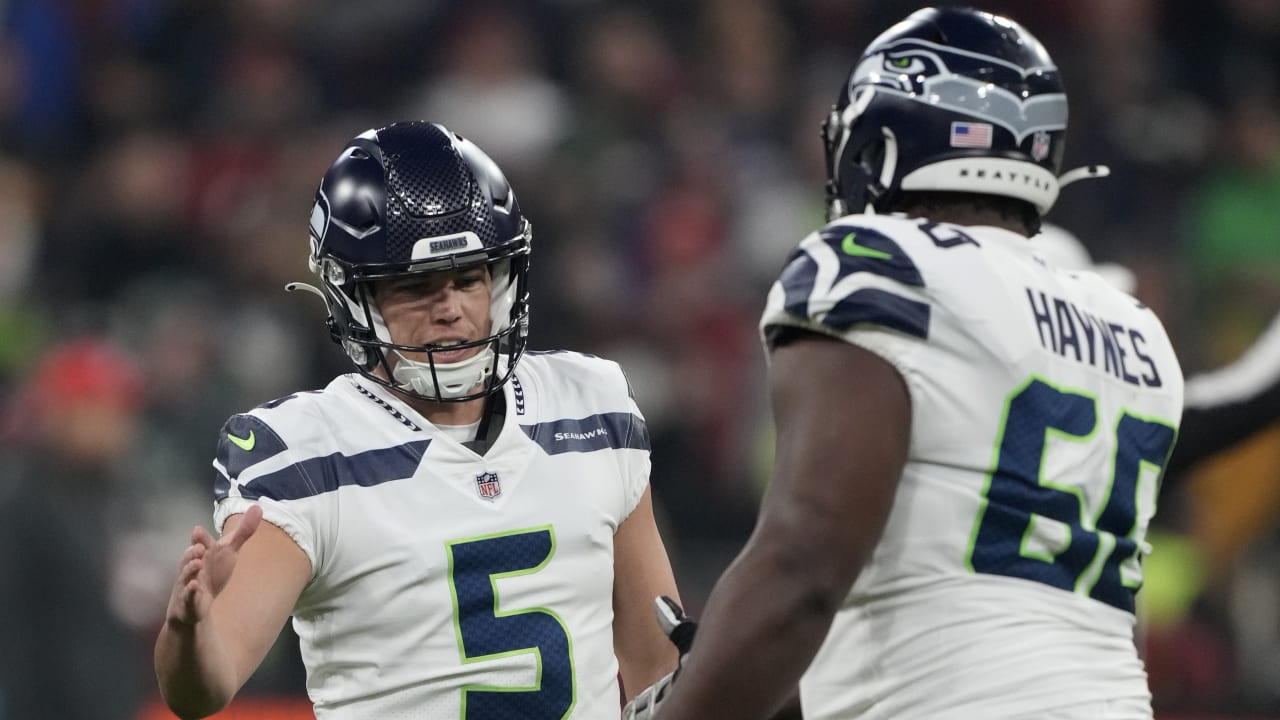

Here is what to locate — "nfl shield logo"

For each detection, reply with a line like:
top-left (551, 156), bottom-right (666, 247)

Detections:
top-left (475, 471), bottom-right (502, 500)
top-left (1031, 131), bottom-right (1051, 162)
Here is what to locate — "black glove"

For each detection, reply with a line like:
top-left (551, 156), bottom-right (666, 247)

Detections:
top-left (621, 596), bottom-right (697, 719)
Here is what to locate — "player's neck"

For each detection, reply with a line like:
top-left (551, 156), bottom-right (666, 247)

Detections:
top-left (398, 392), bottom-right (487, 427)
top-left (900, 207), bottom-right (1032, 237)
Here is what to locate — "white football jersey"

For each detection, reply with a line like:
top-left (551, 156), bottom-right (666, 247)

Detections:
top-left (212, 352), bottom-right (650, 719)
top-left (760, 214), bottom-right (1184, 719)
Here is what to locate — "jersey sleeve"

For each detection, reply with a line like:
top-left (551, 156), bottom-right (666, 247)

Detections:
top-left (612, 361), bottom-right (652, 520)
top-left (211, 412), bottom-right (319, 578)
top-left (760, 219), bottom-right (933, 374)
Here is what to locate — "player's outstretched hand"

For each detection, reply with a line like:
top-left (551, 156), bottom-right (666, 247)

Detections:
top-left (622, 596), bottom-right (697, 720)
top-left (164, 505), bottom-right (263, 628)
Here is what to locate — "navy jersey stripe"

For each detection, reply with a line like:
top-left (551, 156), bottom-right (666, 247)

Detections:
top-left (230, 439), bottom-right (431, 502)
top-left (779, 225), bottom-right (927, 325)
top-left (215, 415), bottom-right (290, 481)
top-left (821, 225), bottom-right (925, 288)
top-left (824, 288), bottom-right (931, 339)
top-left (521, 412), bottom-right (650, 455)
top-left (779, 248), bottom-right (820, 319)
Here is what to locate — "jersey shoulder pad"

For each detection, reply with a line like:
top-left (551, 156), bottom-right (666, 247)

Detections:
top-left (212, 383), bottom-right (344, 501)
top-left (522, 349), bottom-right (631, 400)
top-left (768, 214), bottom-right (935, 341)
top-left (213, 411), bottom-right (291, 499)
top-left (517, 350), bottom-right (649, 453)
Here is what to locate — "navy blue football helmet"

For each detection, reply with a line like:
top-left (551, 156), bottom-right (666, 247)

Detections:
top-left (823, 6), bottom-right (1105, 221)
top-left (292, 121), bottom-right (531, 402)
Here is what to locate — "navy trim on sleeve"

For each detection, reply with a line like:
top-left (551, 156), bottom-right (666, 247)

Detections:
top-left (236, 440), bottom-right (432, 502)
top-left (215, 415), bottom-right (290, 482)
top-left (521, 413), bottom-right (650, 455)
top-left (824, 288), bottom-right (931, 339)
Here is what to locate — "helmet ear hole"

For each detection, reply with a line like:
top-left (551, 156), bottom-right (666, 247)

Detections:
top-left (858, 142), bottom-right (880, 172)
top-left (858, 141), bottom-right (886, 189)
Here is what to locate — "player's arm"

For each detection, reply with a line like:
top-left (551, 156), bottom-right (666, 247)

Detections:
top-left (1165, 311), bottom-right (1280, 480)
top-left (656, 330), bottom-right (910, 720)
top-left (613, 484), bottom-right (681, 701)
top-left (154, 506), bottom-right (311, 719)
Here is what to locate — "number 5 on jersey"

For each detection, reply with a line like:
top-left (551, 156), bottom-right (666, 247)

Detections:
top-left (447, 526), bottom-right (576, 718)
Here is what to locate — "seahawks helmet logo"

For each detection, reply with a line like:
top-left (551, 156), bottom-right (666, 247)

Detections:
top-left (850, 38), bottom-right (1067, 143)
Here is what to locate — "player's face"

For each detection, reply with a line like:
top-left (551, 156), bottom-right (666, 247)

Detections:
top-left (373, 267), bottom-right (494, 364)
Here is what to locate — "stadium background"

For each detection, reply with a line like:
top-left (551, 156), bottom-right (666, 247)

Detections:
top-left (0, 0), bottom-right (1277, 717)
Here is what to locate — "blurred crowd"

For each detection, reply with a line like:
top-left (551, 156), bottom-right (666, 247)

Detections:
top-left (0, 0), bottom-right (1278, 718)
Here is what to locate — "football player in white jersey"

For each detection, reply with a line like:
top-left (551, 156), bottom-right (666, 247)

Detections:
top-left (653, 7), bottom-right (1183, 720)
top-left (155, 121), bottom-right (681, 718)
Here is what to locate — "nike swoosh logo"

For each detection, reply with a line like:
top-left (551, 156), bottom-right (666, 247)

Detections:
top-left (228, 430), bottom-right (256, 451)
top-left (841, 232), bottom-right (893, 260)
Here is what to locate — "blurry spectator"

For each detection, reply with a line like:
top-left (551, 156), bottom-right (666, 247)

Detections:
top-left (1181, 99), bottom-right (1280, 681)
top-left (0, 158), bottom-right (47, 388)
top-left (40, 127), bottom-right (193, 305)
top-left (403, 3), bottom-right (569, 176)
top-left (0, 339), bottom-right (147, 720)
top-left (199, 37), bottom-right (320, 135)
top-left (1187, 96), bottom-right (1280, 357)
top-left (1227, 531), bottom-right (1280, 712)
top-left (3, 0), bottom-right (82, 155)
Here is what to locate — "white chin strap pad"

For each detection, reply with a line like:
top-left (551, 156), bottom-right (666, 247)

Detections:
top-left (391, 347), bottom-right (498, 399)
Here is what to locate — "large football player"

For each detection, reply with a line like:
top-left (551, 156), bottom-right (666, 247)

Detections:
top-left (155, 121), bottom-right (680, 718)
top-left (653, 7), bottom-right (1182, 720)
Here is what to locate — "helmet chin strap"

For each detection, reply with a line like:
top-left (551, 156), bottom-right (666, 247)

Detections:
top-left (390, 346), bottom-right (497, 400)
